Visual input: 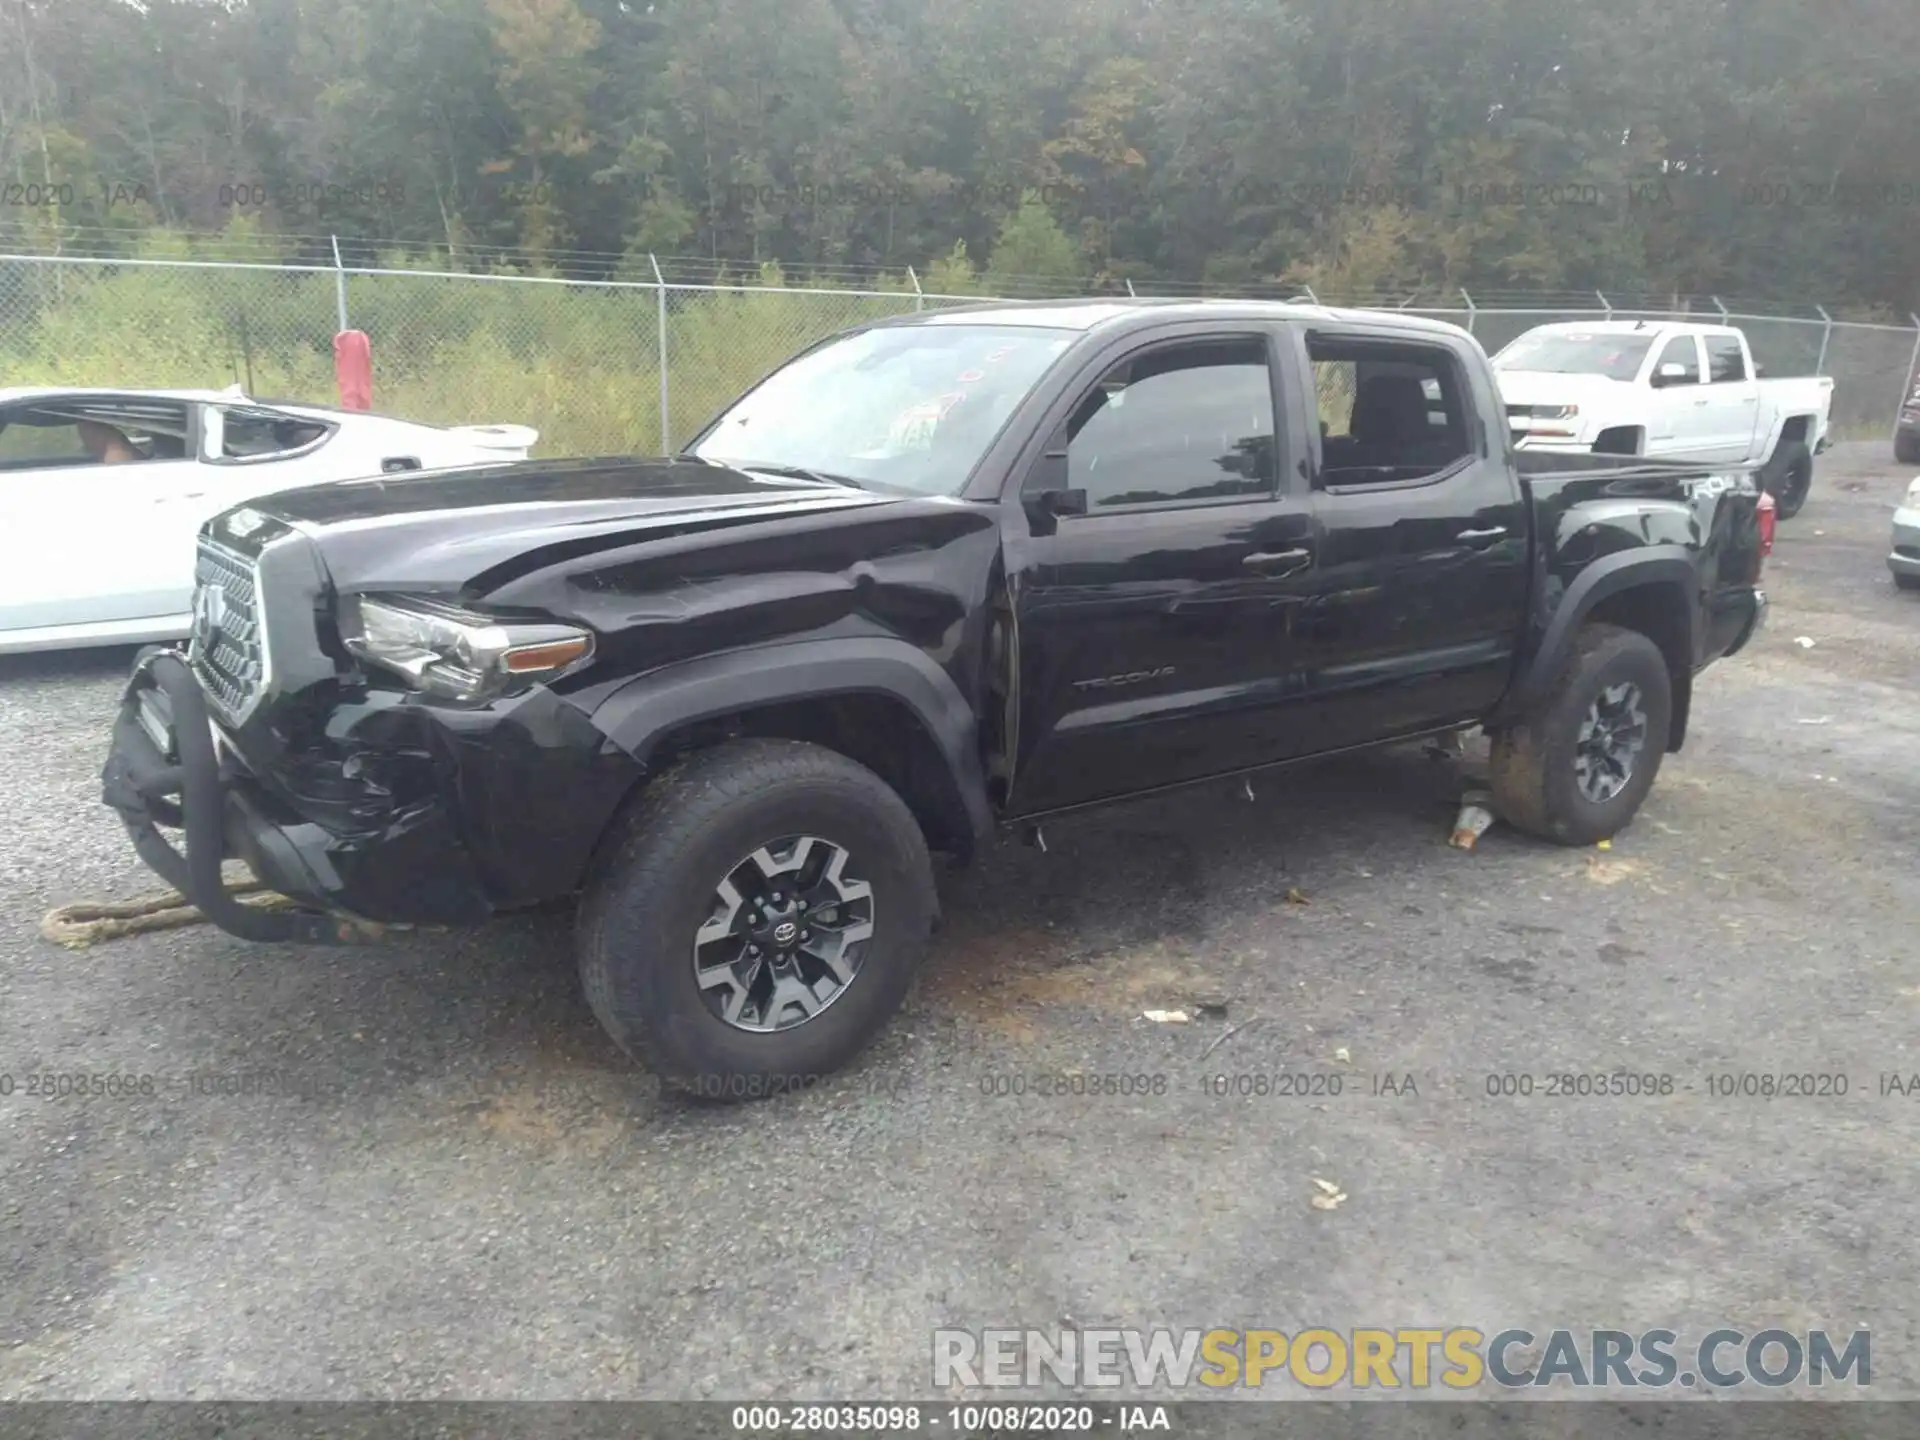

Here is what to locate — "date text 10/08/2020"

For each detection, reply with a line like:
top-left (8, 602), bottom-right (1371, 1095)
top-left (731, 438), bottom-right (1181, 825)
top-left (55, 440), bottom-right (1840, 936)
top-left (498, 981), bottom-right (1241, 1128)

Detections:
top-left (730, 1406), bottom-right (1170, 1432)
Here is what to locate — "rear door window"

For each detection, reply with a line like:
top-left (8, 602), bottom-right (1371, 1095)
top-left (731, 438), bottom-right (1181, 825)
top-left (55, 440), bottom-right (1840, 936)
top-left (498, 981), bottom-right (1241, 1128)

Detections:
top-left (1704, 336), bottom-right (1748, 383)
top-left (1309, 337), bottom-right (1473, 486)
top-left (214, 406), bottom-right (333, 461)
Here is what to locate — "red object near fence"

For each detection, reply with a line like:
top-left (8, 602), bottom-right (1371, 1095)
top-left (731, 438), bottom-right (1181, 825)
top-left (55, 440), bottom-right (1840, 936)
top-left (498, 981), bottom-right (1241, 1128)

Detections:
top-left (333, 329), bottom-right (373, 410)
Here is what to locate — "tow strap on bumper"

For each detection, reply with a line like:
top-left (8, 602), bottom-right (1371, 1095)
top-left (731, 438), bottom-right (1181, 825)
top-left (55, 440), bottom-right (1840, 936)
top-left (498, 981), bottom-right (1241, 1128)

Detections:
top-left (95, 648), bottom-right (388, 947)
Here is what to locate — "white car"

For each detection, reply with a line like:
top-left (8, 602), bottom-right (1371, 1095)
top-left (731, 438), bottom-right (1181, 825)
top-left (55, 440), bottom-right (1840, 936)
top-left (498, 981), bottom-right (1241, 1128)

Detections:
top-left (1493, 321), bottom-right (1835, 518)
top-left (1892, 475), bottom-right (1920, 593)
top-left (0, 387), bottom-right (537, 654)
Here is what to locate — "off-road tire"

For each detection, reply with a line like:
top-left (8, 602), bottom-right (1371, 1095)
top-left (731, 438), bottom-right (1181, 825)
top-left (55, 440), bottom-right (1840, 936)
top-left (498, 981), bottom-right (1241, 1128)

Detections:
top-left (1896, 572), bottom-right (1920, 593)
top-left (1489, 623), bottom-right (1673, 846)
top-left (1895, 429), bottom-right (1920, 466)
top-left (1761, 438), bottom-right (1814, 521)
top-left (577, 738), bottom-right (935, 1100)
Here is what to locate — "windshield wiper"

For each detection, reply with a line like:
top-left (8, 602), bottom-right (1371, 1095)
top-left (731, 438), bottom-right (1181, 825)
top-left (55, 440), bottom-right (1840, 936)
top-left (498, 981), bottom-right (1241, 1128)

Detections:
top-left (729, 461), bottom-right (869, 492)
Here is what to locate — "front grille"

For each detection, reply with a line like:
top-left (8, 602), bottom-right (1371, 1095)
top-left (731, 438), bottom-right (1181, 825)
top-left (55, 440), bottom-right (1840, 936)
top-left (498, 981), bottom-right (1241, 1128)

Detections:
top-left (189, 538), bottom-right (267, 724)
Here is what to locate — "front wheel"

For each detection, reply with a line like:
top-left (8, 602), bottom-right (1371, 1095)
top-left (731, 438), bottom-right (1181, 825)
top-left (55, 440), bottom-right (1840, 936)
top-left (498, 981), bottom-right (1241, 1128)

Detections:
top-left (1761, 439), bottom-right (1814, 520)
top-left (1896, 572), bottom-right (1920, 593)
top-left (1489, 623), bottom-right (1674, 846)
top-left (1895, 430), bottom-right (1920, 466)
top-left (577, 738), bottom-right (936, 1099)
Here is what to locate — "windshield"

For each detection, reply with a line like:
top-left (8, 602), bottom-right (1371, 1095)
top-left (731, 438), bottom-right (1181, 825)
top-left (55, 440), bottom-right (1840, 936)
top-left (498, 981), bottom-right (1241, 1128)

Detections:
top-left (1494, 332), bottom-right (1657, 381)
top-left (689, 323), bottom-right (1075, 495)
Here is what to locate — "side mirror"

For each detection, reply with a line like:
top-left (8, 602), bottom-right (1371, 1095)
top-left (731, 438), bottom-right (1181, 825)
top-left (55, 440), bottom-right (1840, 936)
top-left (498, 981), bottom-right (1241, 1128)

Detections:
top-left (1022, 485), bottom-right (1087, 536)
top-left (1653, 362), bottom-right (1688, 387)
top-left (1021, 447), bottom-right (1086, 533)
top-left (1037, 487), bottom-right (1088, 517)
top-left (1755, 363), bottom-right (1768, 377)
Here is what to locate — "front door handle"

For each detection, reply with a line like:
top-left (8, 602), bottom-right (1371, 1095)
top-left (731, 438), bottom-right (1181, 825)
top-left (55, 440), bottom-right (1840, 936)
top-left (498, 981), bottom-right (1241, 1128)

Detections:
top-left (1243, 547), bottom-right (1311, 573)
top-left (1456, 526), bottom-right (1508, 545)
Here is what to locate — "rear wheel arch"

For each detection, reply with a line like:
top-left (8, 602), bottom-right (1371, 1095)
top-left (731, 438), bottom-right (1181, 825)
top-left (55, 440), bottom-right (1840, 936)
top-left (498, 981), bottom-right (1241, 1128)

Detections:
top-left (1504, 550), bottom-right (1696, 751)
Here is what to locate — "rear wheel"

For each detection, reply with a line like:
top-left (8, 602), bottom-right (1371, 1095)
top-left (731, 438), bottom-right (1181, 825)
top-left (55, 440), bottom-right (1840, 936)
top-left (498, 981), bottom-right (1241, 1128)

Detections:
top-left (1896, 430), bottom-right (1920, 466)
top-left (577, 739), bottom-right (935, 1100)
top-left (1490, 623), bottom-right (1673, 846)
top-left (1896, 572), bottom-right (1920, 593)
top-left (1761, 439), bottom-right (1814, 520)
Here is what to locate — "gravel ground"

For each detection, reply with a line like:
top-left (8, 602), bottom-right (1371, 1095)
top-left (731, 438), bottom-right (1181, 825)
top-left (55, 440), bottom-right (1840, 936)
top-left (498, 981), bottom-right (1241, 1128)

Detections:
top-left (1, 442), bottom-right (1916, 1402)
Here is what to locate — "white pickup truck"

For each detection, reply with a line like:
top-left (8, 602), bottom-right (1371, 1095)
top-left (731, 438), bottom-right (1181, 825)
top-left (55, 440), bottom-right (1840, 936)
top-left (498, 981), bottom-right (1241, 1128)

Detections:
top-left (1493, 321), bottom-right (1835, 518)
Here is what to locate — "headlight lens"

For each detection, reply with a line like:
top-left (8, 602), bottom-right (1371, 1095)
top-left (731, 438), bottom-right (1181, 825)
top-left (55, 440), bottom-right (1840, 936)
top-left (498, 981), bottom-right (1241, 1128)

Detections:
top-left (341, 595), bottom-right (594, 702)
top-left (1532, 404), bottom-right (1579, 420)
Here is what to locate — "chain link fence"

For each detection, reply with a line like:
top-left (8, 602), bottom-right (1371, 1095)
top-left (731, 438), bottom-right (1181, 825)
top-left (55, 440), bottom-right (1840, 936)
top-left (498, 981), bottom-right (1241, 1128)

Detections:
top-left (1, 252), bottom-right (1915, 457)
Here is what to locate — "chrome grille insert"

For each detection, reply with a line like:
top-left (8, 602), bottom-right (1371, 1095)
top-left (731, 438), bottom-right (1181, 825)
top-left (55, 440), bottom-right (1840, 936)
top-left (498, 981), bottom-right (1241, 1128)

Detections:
top-left (188, 537), bottom-right (267, 724)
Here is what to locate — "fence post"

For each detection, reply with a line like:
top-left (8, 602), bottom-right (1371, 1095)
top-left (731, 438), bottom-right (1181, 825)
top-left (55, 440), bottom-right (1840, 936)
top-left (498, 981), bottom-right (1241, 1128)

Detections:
top-left (329, 234), bottom-right (349, 331)
top-left (1813, 306), bottom-right (1833, 376)
top-left (1596, 290), bottom-right (1612, 319)
top-left (1460, 288), bottom-right (1476, 333)
top-left (907, 266), bottom-right (924, 313)
top-left (1898, 316), bottom-right (1920, 448)
top-left (650, 253), bottom-right (669, 453)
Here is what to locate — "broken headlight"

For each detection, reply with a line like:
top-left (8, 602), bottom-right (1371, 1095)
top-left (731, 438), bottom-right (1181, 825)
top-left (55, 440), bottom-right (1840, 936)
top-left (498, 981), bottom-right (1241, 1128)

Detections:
top-left (341, 594), bottom-right (594, 702)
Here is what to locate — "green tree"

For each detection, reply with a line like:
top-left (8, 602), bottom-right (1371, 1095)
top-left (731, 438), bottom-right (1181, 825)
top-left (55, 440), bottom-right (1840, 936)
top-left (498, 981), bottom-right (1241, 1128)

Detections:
top-left (985, 192), bottom-right (1085, 294)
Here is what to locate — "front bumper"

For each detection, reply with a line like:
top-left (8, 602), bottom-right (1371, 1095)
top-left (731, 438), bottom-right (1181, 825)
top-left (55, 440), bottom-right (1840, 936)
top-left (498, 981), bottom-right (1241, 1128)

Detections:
top-left (99, 650), bottom-right (502, 943)
top-left (1890, 506), bottom-right (1920, 579)
top-left (101, 651), bottom-right (393, 943)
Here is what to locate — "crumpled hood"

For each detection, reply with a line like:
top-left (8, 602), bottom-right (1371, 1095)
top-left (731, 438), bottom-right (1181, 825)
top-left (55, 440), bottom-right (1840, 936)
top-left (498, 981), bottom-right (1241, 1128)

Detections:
top-left (243, 455), bottom-right (897, 593)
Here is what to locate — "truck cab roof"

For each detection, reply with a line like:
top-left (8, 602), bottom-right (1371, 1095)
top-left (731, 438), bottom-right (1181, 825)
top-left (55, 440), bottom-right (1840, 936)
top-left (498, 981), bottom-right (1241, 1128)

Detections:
top-left (878, 296), bottom-right (1474, 341)
top-left (1519, 319), bottom-right (1746, 340)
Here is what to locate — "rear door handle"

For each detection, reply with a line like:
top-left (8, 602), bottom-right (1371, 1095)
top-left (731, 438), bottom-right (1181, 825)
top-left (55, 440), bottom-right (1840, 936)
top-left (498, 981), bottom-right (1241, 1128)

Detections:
top-left (1456, 526), bottom-right (1508, 545)
top-left (1243, 547), bottom-right (1311, 573)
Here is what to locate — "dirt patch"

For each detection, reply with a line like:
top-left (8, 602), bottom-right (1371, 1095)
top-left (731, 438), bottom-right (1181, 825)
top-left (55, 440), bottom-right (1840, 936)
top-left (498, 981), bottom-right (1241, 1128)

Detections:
top-left (470, 1072), bottom-right (632, 1155)
top-left (922, 920), bottom-right (1228, 1040)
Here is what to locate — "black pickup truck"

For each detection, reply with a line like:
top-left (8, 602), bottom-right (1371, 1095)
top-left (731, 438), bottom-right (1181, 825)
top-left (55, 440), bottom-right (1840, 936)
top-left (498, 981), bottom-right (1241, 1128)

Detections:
top-left (102, 300), bottom-right (1770, 1096)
